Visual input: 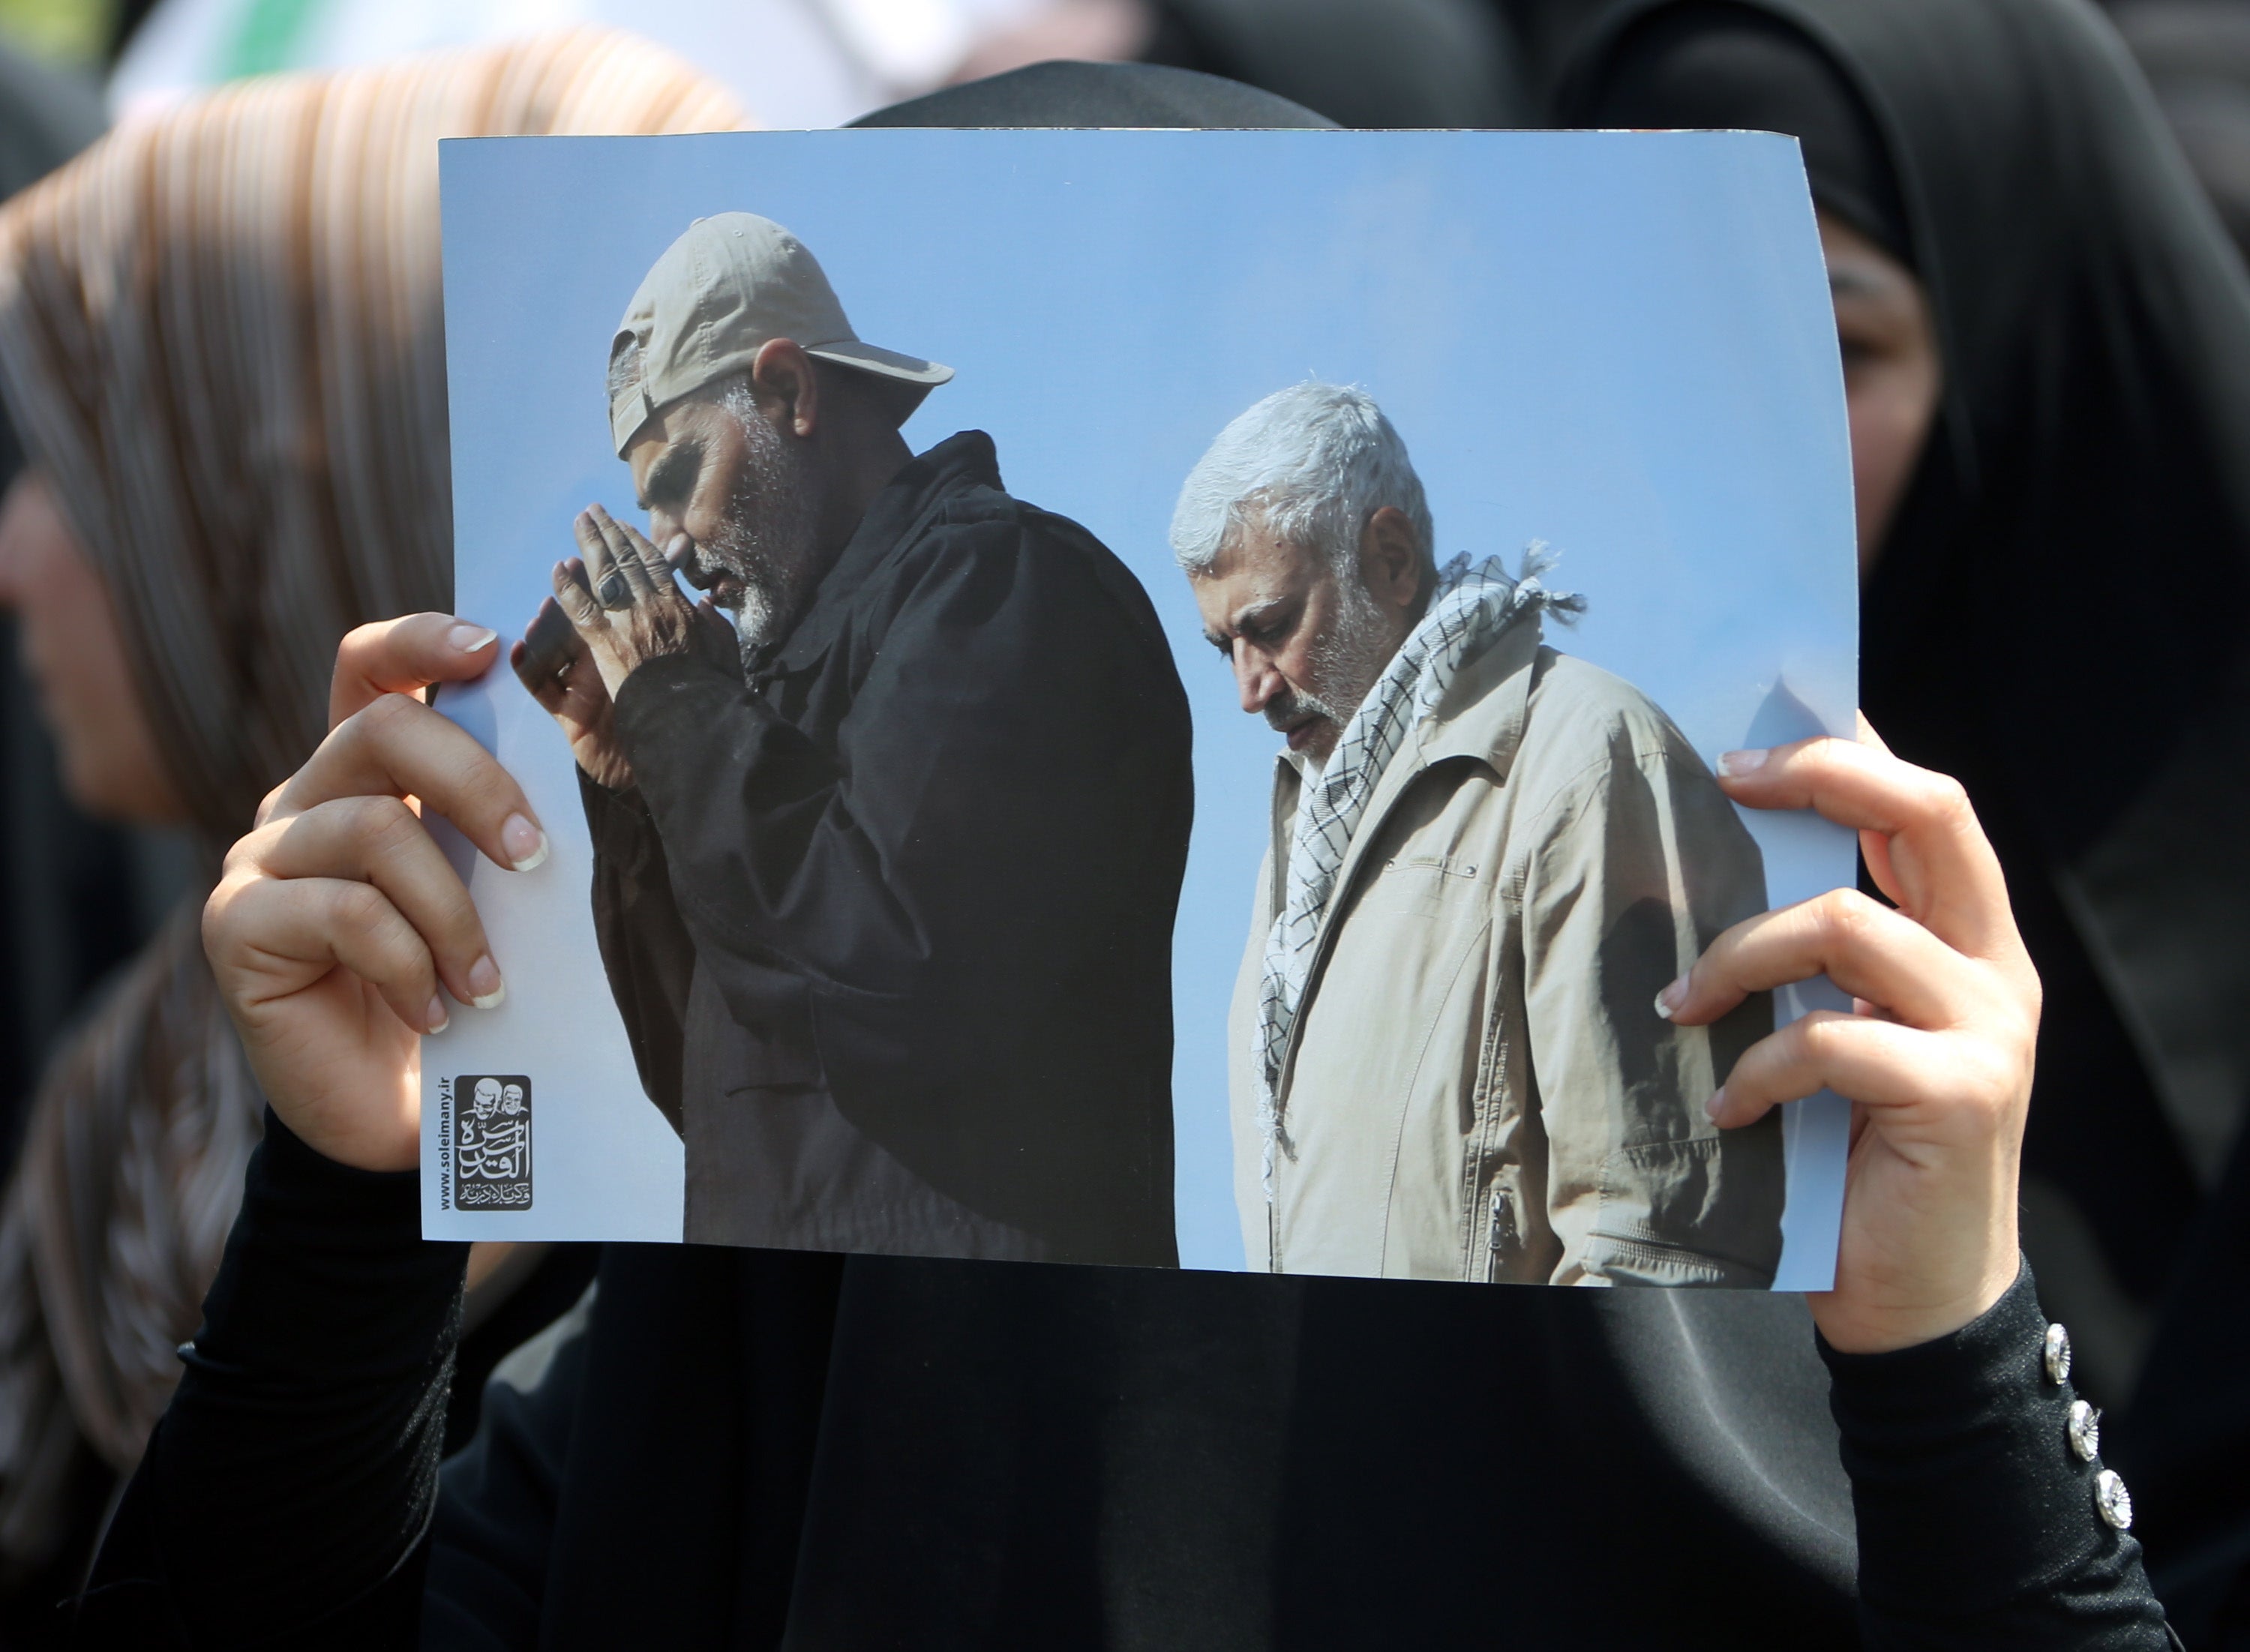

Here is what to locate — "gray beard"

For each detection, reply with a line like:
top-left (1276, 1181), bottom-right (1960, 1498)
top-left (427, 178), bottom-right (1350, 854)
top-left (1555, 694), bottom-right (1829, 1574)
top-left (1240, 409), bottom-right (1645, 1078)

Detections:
top-left (703, 388), bottom-right (823, 668)
top-left (1268, 574), bottom-right (1400, 765)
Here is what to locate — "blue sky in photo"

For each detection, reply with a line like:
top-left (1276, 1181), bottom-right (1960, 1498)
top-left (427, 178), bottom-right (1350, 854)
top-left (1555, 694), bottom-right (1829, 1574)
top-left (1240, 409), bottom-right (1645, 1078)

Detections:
top-left (429, 128), bottom-right (1857, 1284)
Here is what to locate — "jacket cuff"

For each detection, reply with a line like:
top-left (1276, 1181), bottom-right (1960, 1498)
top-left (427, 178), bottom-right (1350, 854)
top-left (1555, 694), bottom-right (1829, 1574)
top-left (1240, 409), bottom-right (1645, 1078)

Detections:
top-left (1819, 1258), bottom-right (2143, 1618)
top-left (577, 763), bottom-right (653, 836)
top-left (613, 649), bottom-right (770, 815)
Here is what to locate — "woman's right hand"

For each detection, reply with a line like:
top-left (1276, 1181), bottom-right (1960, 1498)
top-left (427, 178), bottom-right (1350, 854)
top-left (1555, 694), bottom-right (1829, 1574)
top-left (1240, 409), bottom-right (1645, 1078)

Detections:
top-left (202, 613), bottom-right (548, 1171)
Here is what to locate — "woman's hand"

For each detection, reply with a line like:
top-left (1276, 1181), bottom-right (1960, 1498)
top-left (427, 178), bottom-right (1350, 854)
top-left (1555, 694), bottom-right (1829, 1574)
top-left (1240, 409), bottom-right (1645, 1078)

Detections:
top-left (1661, 718), bottom-right (2039, 1353)
top-left (203, 613), bottom-right (545, 1171)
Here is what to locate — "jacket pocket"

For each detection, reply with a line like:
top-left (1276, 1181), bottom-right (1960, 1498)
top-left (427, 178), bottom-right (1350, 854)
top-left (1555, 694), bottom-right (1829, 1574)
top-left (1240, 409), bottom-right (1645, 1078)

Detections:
top-left (1357, 853), bottom-right (1486, 922)
top-left (713, 968), bottom-right (826, 1095)
top-left (1586, 1134), bottom-right (1781, 1288)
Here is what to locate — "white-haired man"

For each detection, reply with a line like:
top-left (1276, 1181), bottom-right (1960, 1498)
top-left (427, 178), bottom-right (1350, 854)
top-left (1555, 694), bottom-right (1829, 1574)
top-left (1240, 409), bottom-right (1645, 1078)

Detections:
top-left (1177, 382), bottom-right (1783, 1285)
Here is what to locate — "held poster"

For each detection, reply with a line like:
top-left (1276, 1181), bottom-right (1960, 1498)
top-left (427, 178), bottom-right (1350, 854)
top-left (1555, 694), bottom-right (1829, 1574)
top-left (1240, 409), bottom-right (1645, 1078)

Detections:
top-left (428, 129), bottom-right (1856, 1289)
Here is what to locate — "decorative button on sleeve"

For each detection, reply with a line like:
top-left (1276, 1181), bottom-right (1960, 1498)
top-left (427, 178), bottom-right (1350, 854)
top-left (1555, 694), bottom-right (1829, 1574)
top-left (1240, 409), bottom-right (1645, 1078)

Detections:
top-left (2068, 1399), bottom-right (2102, 1464)
top-left (2043, 1321), bottom-right (2072, 1385)
top-left (2093, 1468), bottom-right (2134, 1531)
top-left (1817, 1267), bottom-right (2173, 1635)
top-left (2043, 1321), bottom-right (2134, 1532)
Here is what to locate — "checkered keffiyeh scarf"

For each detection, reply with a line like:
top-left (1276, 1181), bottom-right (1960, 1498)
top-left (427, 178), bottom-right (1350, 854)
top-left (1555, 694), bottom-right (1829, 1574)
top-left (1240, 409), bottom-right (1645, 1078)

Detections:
top-left (1251, 545), bottom-right (1585, 1203)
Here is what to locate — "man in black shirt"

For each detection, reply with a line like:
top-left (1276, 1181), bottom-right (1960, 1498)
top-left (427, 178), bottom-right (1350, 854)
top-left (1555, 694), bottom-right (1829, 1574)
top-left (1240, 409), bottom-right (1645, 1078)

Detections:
top-left (513, 214), bottom-right (1189, 1264)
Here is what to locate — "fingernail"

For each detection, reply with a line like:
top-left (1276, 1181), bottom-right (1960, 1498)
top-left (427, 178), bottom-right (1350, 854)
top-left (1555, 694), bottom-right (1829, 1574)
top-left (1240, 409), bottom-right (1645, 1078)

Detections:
top-left (502, 814), bottom-right (549, 872)
top-left (448, 623), bottom-right (497, 654)
top-left (1703, 1086), bottom-right (1727, 1123)
top-left (467, 955), bottom-right (506, 1010)
top-left (426, 996), bottom-right (449, 1034)
top-left (1654, 976), bottom-right (1688, 1020)
top-left (1718, 748), bottom-right (1769, 778)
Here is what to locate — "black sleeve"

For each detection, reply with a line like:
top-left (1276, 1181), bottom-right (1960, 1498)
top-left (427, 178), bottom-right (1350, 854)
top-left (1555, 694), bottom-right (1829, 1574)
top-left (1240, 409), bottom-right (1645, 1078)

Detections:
top-left (1820, 1261), bottom-right (2181, 1649)
top-left (70, 1111), bottom-right (467, 1649)
top-left (612, 515), bottom-right (1190, 1248)
top-left (421, 1285), bottom-right (598, 1651)
top-left (581, 770), bottom-right (695, 1136)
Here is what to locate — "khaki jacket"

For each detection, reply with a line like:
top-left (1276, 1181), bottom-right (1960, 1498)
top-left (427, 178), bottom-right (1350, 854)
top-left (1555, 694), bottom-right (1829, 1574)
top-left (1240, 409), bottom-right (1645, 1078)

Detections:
top-left (1227, 613), bottom-right (1784, 1285)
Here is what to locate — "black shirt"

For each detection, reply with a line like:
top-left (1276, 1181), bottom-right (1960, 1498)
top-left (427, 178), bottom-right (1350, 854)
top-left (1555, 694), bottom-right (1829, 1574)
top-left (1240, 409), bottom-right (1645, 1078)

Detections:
top-left (69, 1114), bottom-right (2176, 1649)
top-left (585, 430), bottom-right (1190, 1265)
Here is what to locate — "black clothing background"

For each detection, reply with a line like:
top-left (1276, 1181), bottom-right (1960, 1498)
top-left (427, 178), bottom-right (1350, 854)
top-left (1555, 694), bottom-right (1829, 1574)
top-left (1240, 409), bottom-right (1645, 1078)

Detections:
top-left (74, 1112), bottom-right (2170, 1649)
top-left (853, 55), bottom-right (1342, 127)
top-left (1144, 0), bottom-right (1525, 127)
top-left (2107, 1), bottom-right (2250, 265)
top-left (584, 431), bottom-right (1187, 1264)
top-left (1559, 2), bottom-right (2250, 1640)
top-left (50, 56), bottom-right (2176, 1652)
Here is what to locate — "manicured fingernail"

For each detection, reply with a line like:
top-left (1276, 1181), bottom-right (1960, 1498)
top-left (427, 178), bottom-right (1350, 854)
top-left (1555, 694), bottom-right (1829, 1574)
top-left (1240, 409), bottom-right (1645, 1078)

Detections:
top-left (448, 623), bottom-right (497, 654)
top-left (502, 814), bottom-right (548, 872)
top-left (1703, 1086), bottom-right (1727, 1123)
top-left (426, 996), bottom-right (449, 1034)
top-left (1718, 748), bottom-right (1769, 778)
top-left (467, 955), bottom-right (506, 1010)
top-left (1654, 976), bottom-right (1688, 1019)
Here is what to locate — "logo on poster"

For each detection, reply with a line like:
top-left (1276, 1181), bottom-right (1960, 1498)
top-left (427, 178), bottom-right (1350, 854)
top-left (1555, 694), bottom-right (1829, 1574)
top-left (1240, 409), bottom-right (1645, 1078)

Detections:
top-left (451, 1075), bottom-right (532, 1210)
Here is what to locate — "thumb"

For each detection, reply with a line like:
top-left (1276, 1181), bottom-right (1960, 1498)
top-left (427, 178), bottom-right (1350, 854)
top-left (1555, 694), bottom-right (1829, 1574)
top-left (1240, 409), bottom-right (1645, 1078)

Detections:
top-left (332, 613), bottom-right (500, 730)
top-left (510, 637), bottom-right (570, 716)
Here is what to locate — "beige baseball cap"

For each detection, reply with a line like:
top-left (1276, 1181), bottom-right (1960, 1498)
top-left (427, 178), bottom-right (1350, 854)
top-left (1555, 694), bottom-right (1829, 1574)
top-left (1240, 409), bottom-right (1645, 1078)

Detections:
top-left (607, 212), bottom-right (952, 457)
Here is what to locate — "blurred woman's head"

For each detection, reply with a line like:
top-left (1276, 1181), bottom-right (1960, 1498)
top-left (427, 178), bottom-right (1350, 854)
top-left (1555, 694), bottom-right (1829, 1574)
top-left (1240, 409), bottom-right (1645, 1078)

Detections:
top-left (0, 31), bottom-right (742, 850)
top-left (0, 472), bottom-right (180, 821)
top-left (1820, 212), bottom-right (1939, 568)
top-left (0, 30), bottom-right (743, 1583)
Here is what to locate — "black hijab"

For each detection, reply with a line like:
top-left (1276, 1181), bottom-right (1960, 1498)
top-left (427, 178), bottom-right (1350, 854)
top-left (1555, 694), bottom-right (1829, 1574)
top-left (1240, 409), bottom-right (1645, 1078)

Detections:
top-left (1561, 0), bottom-right (2250, 1416)
top-left (854, 56), bottom-right (1338, 128)
top-left (856, 47), bottom-right (2235, 1632)
top-left (1574, 4), bottom-right (1910, 259)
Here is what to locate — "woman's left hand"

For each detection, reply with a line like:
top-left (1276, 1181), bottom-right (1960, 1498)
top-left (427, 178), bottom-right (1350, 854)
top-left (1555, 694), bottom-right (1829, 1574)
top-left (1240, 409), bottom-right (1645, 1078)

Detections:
top-left (1660, 718), bottom-right (2039, 1353)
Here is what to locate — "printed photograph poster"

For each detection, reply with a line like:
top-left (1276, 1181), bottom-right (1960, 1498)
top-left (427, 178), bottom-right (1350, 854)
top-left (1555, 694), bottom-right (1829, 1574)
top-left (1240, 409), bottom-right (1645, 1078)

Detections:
top-left (428, 128), bottom-right (1858, 1291)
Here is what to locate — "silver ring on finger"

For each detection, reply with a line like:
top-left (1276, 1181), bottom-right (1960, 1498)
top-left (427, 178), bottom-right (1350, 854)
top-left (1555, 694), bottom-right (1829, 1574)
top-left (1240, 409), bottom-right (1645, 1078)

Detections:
top-left (598, 574), bottom-right (634, 610)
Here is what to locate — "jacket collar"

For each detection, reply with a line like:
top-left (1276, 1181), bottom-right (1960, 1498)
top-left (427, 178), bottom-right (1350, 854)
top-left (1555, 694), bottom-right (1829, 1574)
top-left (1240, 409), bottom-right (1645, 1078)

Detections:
top-left (1263, 610), bottom-right (1547, 1095)
top-left (1416, 606), bottom-right (1544, 778)
top-left (755, 430), bottom-right (1003, 674)
top-left (1268, 610), bottom-right (1545, 903)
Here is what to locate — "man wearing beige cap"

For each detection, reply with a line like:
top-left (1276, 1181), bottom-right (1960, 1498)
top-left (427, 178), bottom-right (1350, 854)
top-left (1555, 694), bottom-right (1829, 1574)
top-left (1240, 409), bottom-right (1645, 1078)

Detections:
top-left (512, 213), bottom-right (1190, 1264)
